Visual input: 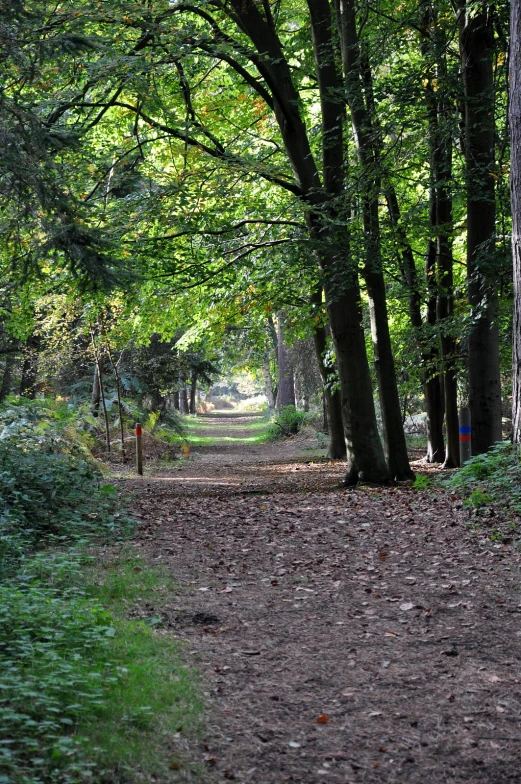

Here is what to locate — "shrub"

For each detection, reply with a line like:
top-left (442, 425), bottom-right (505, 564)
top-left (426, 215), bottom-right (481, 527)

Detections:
top-left (446, 441), bottom-right (521, 513)
top-left (266, 405), bottom-right (308, 440)
top-left (0, 442), bottom-right (131, 574)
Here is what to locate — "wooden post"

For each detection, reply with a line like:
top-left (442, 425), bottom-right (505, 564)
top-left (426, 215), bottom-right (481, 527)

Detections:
top-left (135, 422), bottom-right (143, 476)
top-left (459, 407), bottom-right (472, 466)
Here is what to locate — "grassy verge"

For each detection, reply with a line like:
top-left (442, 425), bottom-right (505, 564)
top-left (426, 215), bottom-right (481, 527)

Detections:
top-left (2, 549), bottom-right (203, 784)
top-left (0, 402), bottom-right (203, 784)
top-left (182, 413), bottom-right (270, 446)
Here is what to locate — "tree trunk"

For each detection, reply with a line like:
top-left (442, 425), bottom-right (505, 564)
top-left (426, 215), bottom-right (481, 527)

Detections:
top-left (0, 353), bottom-right (15, 402)
top-left (336, 0), bottom-right (412, 480)
top-left (189, 372), bottom-right (198, 415)
top-left (226, 0), bottom-right (389, 482)
top-left (420, 1), bottom-right (460, 467)
top-left (263, 349), bottom-right (276, 409)
top-left (460, 3), bottom-right (502, 453)
top-left (310, 288), bottom-right (346, 459)
top-left (181, 385), bottom-right (189, 414)
top-left (511, 0), bottom-right (521, 443)
top-left (275, 312), bottom-right (296, 409)
top-left (91, 360), bottom-right (101, 416)
top-left (385, 188), bottom-right (444, 462)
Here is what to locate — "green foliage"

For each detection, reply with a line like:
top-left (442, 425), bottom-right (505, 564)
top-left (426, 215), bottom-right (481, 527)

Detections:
top-left (0, 397), bottom-right (96, 456)
top-left (0, 579), bottom-right (118, 783)
top-left (446, 442), bottom-right (521, 513)
top-left (0, 551), bottom-right (202, 784)
top-left (0, 442), bottom-right (131, 573)
top-left (464, 487), bottom-right (494, 509)
top-left (266, 405), bottom-right (309, 441)
top-left (412, 474), bottom-right (431, 490)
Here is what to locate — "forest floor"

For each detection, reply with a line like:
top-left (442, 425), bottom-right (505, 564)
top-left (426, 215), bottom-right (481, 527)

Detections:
top-left (115, 413), bottom-right (521, 784)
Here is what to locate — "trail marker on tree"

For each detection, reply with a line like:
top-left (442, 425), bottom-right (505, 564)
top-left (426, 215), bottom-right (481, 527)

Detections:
top-left (459, 407), bottom-right (472, 466)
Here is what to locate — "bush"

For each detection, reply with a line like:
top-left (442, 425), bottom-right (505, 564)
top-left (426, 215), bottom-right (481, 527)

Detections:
top-left (0, 442), bottom-right (131, 575)
top-left (266, 405), bottom-right (308, 440)
top-left (0, 578), bottom-right (118, 783)
top-left (446, 441), bottom-right (521, 513)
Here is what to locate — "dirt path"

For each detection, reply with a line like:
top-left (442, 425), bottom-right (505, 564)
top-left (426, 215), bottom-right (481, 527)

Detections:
top-left (119, 414), bottom-right (521, 784)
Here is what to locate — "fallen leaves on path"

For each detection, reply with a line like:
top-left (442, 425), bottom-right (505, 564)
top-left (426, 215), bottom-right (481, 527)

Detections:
top-left (115, 416), bottom-right (521, 784)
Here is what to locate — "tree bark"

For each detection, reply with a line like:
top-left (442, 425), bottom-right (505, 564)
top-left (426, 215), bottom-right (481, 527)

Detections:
top-left (180, 384), bottom-right (189, 414)
top-left (460, 2), bottom-right (502, 452)
top-left (385, 188), bottom-right (444, 462)
top-left (189, 372), bottom-right (198, 415)
top-left (91, 360), bottom-right (101, 416)
top-left (223, 0), bottom-right (390, 482)
top-left (263, 348), bottom-right (276, 409)
top-left (335, 0), bottom-right (412, 480)
top-left (511, 0), bottom-right (521, 443)
top-left (0, 353), bottom-right (15, 402)
top-left (275, 312), bottom-right (296, 409)
top-left (310, 288), bottom-right (347, 459)
top-left (420, 2), bottom-right (459, 467)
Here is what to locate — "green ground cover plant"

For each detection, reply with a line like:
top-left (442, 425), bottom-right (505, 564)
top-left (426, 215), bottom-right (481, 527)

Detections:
top-left (446, 442), bottom-right (521, 511)
top-left (0, 402), bottom-right (203, 784)
top-left (265, 406), bottom-right (309, 441)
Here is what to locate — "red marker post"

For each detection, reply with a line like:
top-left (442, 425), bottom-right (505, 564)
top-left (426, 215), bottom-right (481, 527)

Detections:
top-left (135, 422), bottom-right (143, 476)
top-left (459, 407), bottom-right (471, 466)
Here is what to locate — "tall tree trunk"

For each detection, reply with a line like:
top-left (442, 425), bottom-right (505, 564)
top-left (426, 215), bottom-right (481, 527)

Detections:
top-left (91, 360), bottom-right (101, 416)
top-left (275, 312), bottom-right (296, 409)
top-left (460, 2), bottom-right (502, 453)
top-left (310, 288), bottom-right (346, 459)
top-left (511, 0), bottom-right (521, 443)
top-left (425, 235), bottom-right (446, 462)
top-left (335, 0), bottom-right (412, 480)
top-left (189, 371), bottom-right (198, 415)
top-left (263, 348), bottom-right (276, 409)
top-left (0, 353), bottom-right (15, 402)
top-left (181, 384), bottom-right (189, 414)
top-left (421, 1), bottom-right (459, 467)
top-left (385, 188), bottom-right (444, 462)
top-left (227, 0), bottom-right (390, 482)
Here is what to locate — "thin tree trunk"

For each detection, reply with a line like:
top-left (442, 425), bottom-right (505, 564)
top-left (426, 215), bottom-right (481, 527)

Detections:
top-left (335, 0), bottom-right (412, 480)
top-left (91, 361), bottom-right (101, 416)
top-left (180, 383), bottom-right (189, 414)
top-left (460, 2), bottom-right (502, 452)
top-left (385, 188), bottom-right (443, 462)
top-left (0, 353), bottom-right (15, 402)
top-left (90, 327), bottom-right (110, 455)
top-left (263, 349), bottom-right (276, 409)
top-left (310, 287), bottom-right (346, 459)
top-left (511, 0), bottom-right (521, 443)
top-left (276, 312), bottom-right (296, 409)
top-left (189, 372), bottom-right (198, 415)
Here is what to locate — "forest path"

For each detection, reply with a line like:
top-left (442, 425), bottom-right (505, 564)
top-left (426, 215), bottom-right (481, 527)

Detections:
top-left (118, 414), bottom-right (521, 784)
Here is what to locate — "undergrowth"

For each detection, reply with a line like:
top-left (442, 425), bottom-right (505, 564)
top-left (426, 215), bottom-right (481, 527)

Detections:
top-left (266, 405), bottom-right (309, 441)
top-left (445, 442), bottom-right (521, 512)
top-left (0, 400), bottom-right (202, 784)
top-left (443, 442), bottom-right (521, 543)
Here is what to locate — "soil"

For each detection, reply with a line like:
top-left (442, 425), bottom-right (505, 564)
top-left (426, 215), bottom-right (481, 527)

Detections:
top-left (116, 413), bottom-right (521, 784)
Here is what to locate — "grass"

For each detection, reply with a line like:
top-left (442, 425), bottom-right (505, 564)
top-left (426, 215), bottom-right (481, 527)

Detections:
top-left (3, 549), bottom-right (203, 784)
top-left (182, 413), bottom-right (270, 446)
top-left (182, 416), bottom-right (268, 431)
